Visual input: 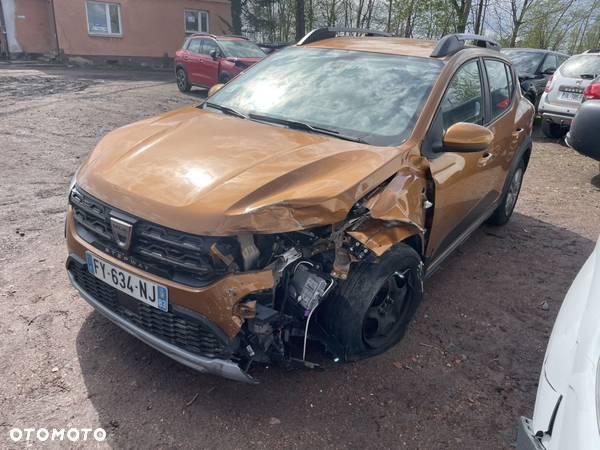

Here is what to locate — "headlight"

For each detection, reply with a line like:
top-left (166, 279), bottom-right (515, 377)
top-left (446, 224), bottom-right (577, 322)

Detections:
top-left (68, 164), bottom-right (81, 194)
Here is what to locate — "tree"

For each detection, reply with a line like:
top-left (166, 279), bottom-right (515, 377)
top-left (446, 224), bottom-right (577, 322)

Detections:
top-left (296, 0), bottom-right (306, 41)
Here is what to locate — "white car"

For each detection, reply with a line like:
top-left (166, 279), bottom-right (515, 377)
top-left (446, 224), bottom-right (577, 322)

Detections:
top-left (517, 236), bottom-right (600, 450)
top-left (538, 49), bottom-right (600, 138)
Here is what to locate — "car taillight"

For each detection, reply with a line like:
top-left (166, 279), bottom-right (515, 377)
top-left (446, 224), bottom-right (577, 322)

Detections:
top-left (583, 82), bottom-right (600, 100)
top-left (544, 75), bottom-right (554, 93)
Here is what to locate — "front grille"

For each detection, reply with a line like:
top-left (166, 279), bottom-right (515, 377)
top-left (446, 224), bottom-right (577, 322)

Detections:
top-left (70, 186), bottom-right (240, 287)
top-left (69, 260), bottom-right (233, 359)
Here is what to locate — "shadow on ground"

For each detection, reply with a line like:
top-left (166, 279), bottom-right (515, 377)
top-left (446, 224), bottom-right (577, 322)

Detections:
top-left (75, 212), bottom-right (595, 449)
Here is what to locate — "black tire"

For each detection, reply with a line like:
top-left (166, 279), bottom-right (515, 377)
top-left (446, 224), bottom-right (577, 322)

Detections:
top-left (542, 120), bottom-right (566, 139)
top-left (219, 73), bottom-right (231, 84)
top-left (176, 67), bottom-right (191, 92)
top-left (487, 158), bottom-right (525, 226)
top-left (318, 243), bottom-right (423, 362)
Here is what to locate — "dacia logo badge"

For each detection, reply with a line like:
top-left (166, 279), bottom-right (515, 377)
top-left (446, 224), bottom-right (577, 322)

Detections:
top-left (110, 217), bottom-right (133, 251)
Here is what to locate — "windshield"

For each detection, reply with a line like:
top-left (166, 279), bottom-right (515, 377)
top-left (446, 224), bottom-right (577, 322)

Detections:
top-left (502, 50), bottom-right (545, 75)
top-left (219, 40), bottom-right (265, 58)
top-left (560, 54), bottom-right (600, 78)
top-left (207, 47), bottom-right (443, 146)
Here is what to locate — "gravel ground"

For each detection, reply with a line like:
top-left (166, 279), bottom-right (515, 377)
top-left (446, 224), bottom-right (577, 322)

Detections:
top-left (1, 63), bottom-right (599, 450)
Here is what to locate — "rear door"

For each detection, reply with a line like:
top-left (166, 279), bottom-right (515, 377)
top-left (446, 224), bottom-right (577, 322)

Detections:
top-left (482, 58), bottom-right (521, 199)
top-left (426, 59), bottom-right (500, 259)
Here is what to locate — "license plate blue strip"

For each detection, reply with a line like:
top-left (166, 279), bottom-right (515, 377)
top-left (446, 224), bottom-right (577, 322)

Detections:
top-left (86, 252), bottom-right (96, 274)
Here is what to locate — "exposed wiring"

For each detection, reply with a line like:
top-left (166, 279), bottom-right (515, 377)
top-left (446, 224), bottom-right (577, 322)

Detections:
top-left (302, 276), bottom-right (335, 361)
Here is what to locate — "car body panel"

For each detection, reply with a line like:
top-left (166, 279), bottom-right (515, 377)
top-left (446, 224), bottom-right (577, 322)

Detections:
top-left (519, 237), bottom-right (600, 449)
top-left (76, 106), bottom-right (411, 236)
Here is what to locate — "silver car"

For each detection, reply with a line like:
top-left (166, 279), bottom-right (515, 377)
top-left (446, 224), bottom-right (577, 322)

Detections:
top-left (538, 49), bottom-right (600, 138)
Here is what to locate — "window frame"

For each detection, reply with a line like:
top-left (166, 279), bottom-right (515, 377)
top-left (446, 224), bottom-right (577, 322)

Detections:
top-left (184, 9), bottom-right (210, 34)
top-left (85, 1), bottom-right (123, 37)
top-left (421, 57), bottom-right (489, 157)
top-left (482, 57), bottom-right (516, 124)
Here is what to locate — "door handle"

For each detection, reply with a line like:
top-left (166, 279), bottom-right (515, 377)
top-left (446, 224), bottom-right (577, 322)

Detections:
top-left (512, 128), bottom-right (524, 144)
top-left (477, 151), bottom-right (494, 167)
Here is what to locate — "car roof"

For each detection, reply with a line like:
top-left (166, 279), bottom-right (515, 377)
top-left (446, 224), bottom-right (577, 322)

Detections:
top-left (304, 36), bottom-right (509, 61)
top-left (304, 37), bottom-right (443, 58)
top-left (189, 34), bottom-right (249, 42)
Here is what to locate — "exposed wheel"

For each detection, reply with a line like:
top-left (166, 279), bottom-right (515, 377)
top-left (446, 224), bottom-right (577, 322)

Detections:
top-left (219, 73), bottom-right (231, 84)
top-left (176, 68), bottom-right (191, 92)
top-left (487, 158), bottom-right (525, 226)
top-left (318, 243), bottom-right (423, 362)
top-left (542, 120), bottom-right (566, 139)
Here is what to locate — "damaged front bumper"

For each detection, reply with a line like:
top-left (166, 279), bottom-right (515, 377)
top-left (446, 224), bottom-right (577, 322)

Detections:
top-left (68, 265), bottom-right (257, 383)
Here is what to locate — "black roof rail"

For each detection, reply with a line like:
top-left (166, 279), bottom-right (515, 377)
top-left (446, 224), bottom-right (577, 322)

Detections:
top-left (297, 27), bottom-right (393, 46)
top-left (431, 33), bottom-right (501, 58)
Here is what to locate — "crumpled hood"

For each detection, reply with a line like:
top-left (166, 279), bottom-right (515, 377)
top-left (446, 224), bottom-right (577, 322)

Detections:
top-left (77, 106), bottom-right (407, 235)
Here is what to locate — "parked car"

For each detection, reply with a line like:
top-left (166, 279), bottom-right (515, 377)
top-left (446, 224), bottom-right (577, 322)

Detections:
top-left (566, 97), bottom-right (600, 175)
top-left (66, 29), bottom-right (534, 382)
top-left (502, 48), bottom-right (569, 109)
top-left (538, 49), bottom-right (600, 138)
top-left (258, 43), bottom-right (289, 54)
top-left (174, 34), bottom-right (266, 92)
top-left (517, 235), bottom-right (600, 450)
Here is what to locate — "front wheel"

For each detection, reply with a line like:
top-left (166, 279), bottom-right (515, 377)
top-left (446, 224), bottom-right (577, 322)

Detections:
top-left (487, 159), bottom-right (525, 226)
top-left (318, 243), bottom-right (424, 362)
top-left (176, 68), bottom-right (191, 92)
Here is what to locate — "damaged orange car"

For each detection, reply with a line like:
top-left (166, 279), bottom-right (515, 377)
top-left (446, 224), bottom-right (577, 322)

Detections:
top-left (66, 29), bottom-right (534, 382)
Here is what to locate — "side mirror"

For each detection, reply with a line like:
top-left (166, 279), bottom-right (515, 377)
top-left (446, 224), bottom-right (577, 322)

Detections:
top-left (207, 83), bottom-right (225, 97)
top-left (209, 49), bottom-right (219, 60)
top-left (541, 68), bottom-right (556, 75)
top-left (441, 122), bottom-right (494, 153)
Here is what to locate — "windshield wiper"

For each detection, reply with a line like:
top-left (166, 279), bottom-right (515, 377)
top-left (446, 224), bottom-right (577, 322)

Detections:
top-left (248, 113), bottom-right (367, 144)
top-left (205, 102), bottom-right (248, 119)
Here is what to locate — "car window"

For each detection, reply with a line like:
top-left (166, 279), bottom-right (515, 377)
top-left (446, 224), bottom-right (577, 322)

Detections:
top-left (208, 47), bottom-right (443, 146)
top-left (219, 40), bottom-right (265, 58)
top-left (485, 59), bottom-right (511, 119)
top-left (440, 60), bottom-right (483, 130)
top-left (202, 39), bottom-right (218, 56)
top-left (541, 54), bottom-right (558, 73)
top-left (560, 54), bottom-right (600, 78)
top-left (501, 50), bottom-right (544, 75)
top-left (187, 39), bottom-right (202, 54)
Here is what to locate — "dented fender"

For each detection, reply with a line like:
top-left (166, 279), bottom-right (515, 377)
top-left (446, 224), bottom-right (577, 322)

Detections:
top-left (348, 165), bottom-right (427, 256)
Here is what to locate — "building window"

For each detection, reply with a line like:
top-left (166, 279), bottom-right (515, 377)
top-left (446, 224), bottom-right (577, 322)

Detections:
top-left (86, 1), bottom-right (122, 36)
top-left (184, 10), bottom-right (209, 33)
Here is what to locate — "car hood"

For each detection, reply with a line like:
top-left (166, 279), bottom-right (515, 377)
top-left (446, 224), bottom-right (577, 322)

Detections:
top-left (77, 106), bottom-right (408, 235)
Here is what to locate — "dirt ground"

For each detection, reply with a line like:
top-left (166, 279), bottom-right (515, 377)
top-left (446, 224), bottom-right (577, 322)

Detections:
top-left (1, 62), bottom-right (599, 450)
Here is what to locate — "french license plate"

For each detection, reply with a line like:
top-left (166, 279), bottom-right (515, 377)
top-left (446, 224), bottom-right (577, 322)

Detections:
top-left (560, 91), bottom-right (583, 102)
top-left (85, 251), bottom-right (169, 312)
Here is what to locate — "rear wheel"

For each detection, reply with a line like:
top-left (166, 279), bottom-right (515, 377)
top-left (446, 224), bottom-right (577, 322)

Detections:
top-left (176, 68), bottom-right (191, 92)
top-left (487, 158), bottom-right (525, 226)
top-left (319, 243), bottom-right (423, 362)
top-left (542, 120), bottom-right (566, 139)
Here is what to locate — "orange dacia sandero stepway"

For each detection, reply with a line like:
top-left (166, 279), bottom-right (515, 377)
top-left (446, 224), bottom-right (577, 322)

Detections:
top-left (66, 29), bottom-right (534, 382)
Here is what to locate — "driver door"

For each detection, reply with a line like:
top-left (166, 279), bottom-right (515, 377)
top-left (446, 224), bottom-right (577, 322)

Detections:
top-left (425, 58), bottom-right (499, 261)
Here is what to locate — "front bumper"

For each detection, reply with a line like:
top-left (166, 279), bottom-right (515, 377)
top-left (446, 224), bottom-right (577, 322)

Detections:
top-left (65, 208), bottom-right (274, 382)
top-left (68, 266), bottom-right (256, 383)
top-left (517, 417), bottom-right (546, 450)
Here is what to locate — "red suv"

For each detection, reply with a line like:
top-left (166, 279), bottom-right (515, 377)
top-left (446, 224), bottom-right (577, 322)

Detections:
top-left (175, 34), bottom-right (266, 92)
